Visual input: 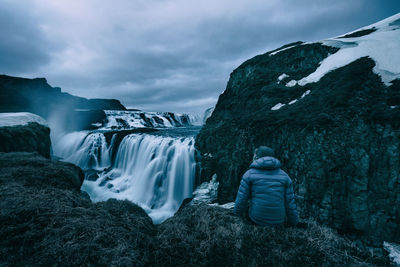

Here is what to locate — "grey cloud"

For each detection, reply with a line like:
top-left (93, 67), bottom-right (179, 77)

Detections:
top-left (0, 0), bottom-right (398, 115)
top-left (0, 4), bottom-right (49, 73)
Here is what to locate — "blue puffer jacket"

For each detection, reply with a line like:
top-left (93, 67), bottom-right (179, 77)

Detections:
top-left (234, 156), bottom-right (299, 226)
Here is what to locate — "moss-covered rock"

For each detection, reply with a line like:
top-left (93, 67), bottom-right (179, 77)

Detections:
top-left (0, 152), bottom-right (155, 266)
top-left (0, 122), bottom-right (51, 158)
top-left (156, 204), bottom-right (388, 266)
top-left (195, 40), bottom-right (400, 246)
top-left (0, 153), bottom-right (391, 266)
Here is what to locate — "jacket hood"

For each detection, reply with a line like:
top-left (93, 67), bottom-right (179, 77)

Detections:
top-left (250, 156), bottom-right (281, 170)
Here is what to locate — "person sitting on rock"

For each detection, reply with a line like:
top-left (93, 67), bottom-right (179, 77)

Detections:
top-left (234, 146), bottom-right (299, 226)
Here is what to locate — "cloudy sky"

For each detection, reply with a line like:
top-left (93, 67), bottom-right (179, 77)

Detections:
top-left (0, 0), bottom-right (399, 115)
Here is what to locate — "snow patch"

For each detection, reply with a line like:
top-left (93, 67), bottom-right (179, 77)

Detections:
top-left (383, 241), bottom-right (400, 265)
top-left (289, 13), bottom-right (400, 87)
top-left (286, 80), bottom-right (297, 87)
top-left (271, 103), bottom-right (285, 111)
top-left (278, 73), bottom-right (289, 81)
top-left (0, 112), bottom-right (48, 127)
top-left (283, 90), bottom-right (312, 107)
top-left (301, 90), bottom-right (311, 98)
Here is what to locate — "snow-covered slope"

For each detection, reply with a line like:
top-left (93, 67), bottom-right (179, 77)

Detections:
top-left (0, 112), bottom-right (48, 127)
top-left (280, 13), bottom-right (400, 87)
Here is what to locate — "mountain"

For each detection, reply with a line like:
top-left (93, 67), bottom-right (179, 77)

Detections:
top-left (196, 13), bottom-right (400, 245)
top-left (0, 75), bottom-right (126, 123)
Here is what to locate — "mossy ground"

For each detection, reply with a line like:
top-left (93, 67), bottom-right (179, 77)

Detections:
top-left (0, 153), bottom-right (391, 266)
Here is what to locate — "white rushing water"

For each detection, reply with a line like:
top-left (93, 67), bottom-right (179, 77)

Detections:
top-left (54, 131), bottom-right (114, 171)
top-left (54, 131), bottom-right (196, 224)
top-left (102, 110), bottom-right (202, 129)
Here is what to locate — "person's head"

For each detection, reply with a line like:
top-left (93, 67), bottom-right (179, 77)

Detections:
top-left (253, 146), bottom-right (275, 160)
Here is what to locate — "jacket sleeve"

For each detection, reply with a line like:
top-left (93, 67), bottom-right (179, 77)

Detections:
top-left (285, 177), bottom-right (299, 226)
top-left (234, 171), bottom-right (250, 216)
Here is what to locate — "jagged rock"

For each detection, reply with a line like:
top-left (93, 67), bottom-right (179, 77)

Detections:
top-left (195, 14), bottom-right (400, 245)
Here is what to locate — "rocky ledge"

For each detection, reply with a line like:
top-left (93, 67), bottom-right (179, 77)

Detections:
top-left (0, 152), bottom-right (389, 266)
top-left (0, 113), bottom-right (51, 158)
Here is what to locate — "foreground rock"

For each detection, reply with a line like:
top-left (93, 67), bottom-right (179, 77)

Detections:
top-left (0, 152), bottom-right (390, 266)
top-left (0, 113), bottom-right (51, 158)
top-left (196, 14), bottom-right (400, 245)
top-left (0, 152), bottom-right (155, 266)
top-left (157, 204), bottom-right (388, 266)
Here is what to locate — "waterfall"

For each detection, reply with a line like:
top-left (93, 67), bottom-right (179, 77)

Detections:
top-left (54, 131), bottom-right (196, 224)
top-left (102, 110), bottom-right (201, 129)
top-left (54, 131), bottom-right (114, 171)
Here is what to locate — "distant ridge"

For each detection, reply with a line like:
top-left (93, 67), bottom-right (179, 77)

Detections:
top-left (0, 74), bottom-right (127, 119)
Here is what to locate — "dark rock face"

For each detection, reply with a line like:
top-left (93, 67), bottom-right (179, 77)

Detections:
top-left (195, 41), bottom-right (400, 245)
top-left (0, 122), bottom-right (51, 158)
top-left (0, 152), bottom-right (156, 266)
top-left (0, 75), bottom-right (126, 120)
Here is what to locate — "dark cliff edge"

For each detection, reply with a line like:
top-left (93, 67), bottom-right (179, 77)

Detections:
top-left (0, 122), bottom-right (51, 158)
top-left (0, 152), bottom-right (388, 266)
top-left (195, 40), bottom-right (400, 247)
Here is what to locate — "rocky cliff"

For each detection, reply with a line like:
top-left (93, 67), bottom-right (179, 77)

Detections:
top-left (196, 14), bottom-right (400, 245)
